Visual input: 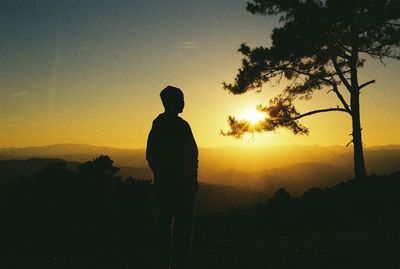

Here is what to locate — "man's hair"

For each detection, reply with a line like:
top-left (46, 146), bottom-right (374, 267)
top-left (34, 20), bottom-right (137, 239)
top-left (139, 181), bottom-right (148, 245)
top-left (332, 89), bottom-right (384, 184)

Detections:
top-left (160, 85), bottom-right (183, 109)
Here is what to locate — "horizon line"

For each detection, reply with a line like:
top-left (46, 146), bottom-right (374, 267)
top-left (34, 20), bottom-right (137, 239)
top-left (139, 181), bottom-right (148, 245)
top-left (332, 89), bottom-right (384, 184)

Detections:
top-left (1, 142), bottom-right (399, 151)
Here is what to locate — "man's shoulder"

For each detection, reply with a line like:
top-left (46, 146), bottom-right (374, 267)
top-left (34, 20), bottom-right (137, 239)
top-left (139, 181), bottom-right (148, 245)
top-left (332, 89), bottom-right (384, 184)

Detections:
top-left (152, 113), bottom-right (170, 127)
top-left (177, 116), bottom-right (189, 125)
top-left (152, 113), bottom-right (189, 127)
top-left (152, 114), bottom-right (164, 125)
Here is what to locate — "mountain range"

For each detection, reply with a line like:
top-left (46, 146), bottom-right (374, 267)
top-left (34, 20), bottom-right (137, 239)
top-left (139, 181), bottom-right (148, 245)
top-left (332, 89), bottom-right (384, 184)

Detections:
top-left (1, 143), bottom-right (399, 196)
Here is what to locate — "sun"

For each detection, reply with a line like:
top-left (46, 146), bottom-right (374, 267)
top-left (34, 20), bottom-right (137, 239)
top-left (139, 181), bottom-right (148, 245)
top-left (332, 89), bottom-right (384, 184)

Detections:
top-left (241, 108), bottom-right (266, 125)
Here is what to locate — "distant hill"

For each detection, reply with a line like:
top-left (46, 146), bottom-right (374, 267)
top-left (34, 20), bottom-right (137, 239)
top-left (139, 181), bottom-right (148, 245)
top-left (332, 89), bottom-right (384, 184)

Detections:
top-left (118, 166), bottom-right (152, 180)
top-left (0, 144), bottom-right (146, 167)
top-left (0, 158), bottom-right (152, 188)
top-left (1, 143), bottom-right (399, 194)
top-left (0, 143), bottom-right (355, 172)
top-left (199, 144), bottom-right (352, 175)
top-left (204, 162), bottom-right (352, 197)
top-left (0, 158), bottom-right (80, 187)
top-left (2, 143), bottom-right (397, 171)
top-left (330, 148), bottom-right (400, 175)
top-left (0, 143), bottom-right (353, 168)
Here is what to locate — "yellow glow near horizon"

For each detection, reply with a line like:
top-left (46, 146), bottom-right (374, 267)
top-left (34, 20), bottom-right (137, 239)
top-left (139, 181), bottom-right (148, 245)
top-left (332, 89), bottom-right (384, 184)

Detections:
top-left (240, 107), bottom-right (266, 125)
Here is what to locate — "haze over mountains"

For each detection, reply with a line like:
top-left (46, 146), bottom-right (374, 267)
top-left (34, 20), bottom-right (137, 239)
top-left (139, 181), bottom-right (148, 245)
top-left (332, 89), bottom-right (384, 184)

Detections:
top-left (1, 143), bottom-right (399, 196)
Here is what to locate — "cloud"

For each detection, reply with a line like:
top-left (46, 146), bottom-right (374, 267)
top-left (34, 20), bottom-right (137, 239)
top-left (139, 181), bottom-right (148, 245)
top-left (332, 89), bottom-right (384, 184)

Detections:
top-left (11, 90), bottom-right (29, 97)
top-left (176, 41), bottom-right (199, 49)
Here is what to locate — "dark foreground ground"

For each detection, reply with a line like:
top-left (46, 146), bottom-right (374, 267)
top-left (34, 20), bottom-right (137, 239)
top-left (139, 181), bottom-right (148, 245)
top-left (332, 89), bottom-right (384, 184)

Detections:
top-left (1, 158), bottom-right (399, 268)
top-left (192, 227), bottom-right (399, 269)
top-left (3, 225), bottom-right (399, 269)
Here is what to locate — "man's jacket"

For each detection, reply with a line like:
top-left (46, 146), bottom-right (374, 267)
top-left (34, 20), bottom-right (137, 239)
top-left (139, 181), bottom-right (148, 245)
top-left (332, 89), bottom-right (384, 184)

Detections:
top-left (146, 113), bottom-right (198, 192)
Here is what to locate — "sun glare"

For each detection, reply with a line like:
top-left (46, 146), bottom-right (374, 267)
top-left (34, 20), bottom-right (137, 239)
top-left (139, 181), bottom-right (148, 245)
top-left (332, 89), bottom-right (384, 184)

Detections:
top-left (241, 108), bottom-right (266, 125)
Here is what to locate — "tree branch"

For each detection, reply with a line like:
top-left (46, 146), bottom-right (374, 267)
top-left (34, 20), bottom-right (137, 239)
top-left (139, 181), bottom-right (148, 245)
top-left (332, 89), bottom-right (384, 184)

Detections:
top-left (331, 84), bottom-right (351, 112)
top-left (292, 107), bottom-right (349, 120)
top-left (285, 67), bottom-right (333, 84)
top-left (340, 45), bottom-right (352, 55)
top-left (359, 79), bottom-right (376, 90)
top-left (331, 57), bottom-right (352, 92)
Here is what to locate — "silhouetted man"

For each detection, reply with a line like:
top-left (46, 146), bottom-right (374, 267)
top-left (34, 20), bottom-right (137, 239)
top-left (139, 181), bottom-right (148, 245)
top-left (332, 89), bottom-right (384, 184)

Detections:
top-left (146, 85), bottom-right (198, 269)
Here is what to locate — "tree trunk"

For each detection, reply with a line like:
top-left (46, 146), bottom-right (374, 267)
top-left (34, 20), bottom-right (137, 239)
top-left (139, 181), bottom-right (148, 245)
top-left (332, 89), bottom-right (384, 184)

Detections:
top-left (350, 91), bottom-right (367, 179)
top-left (349, 27), bottom-right (367, 179)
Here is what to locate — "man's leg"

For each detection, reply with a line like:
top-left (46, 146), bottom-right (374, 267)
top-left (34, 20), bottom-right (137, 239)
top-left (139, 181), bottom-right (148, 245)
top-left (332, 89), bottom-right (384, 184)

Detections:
top-left (171, 192), bottom-right (195, 269)
top-left (157, 191), bottom-right (174, 269)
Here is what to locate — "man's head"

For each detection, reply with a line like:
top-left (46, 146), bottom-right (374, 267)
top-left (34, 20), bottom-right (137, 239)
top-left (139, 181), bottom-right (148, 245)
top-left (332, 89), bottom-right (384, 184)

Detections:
top-left (160, 85), bottom-right (184, 114)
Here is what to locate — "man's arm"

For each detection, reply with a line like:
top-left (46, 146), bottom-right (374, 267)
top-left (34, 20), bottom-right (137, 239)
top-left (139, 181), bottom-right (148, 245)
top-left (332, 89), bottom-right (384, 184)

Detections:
top-left (185, 122), bottom-right (199, 190)
top-left (146, 124), bottom-right (159, 172)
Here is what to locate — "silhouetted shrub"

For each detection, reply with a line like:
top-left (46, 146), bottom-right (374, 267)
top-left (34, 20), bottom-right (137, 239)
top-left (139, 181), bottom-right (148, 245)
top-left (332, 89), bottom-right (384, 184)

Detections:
top-left (1, 155), bottom-right (156, 256)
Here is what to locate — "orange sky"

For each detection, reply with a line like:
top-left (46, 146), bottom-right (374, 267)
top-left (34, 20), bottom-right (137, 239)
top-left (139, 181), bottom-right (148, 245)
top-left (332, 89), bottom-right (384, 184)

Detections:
top-left (1, 1), bottom-right (399, 149)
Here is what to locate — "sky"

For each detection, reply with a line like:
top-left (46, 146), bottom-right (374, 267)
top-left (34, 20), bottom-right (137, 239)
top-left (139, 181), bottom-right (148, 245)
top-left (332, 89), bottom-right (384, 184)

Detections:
top-left (1, 0), bottom-right (399, 149)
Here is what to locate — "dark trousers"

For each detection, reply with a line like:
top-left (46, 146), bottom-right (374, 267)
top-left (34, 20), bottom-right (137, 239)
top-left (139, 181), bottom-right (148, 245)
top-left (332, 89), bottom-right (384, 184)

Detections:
top-left (156, 190), bottom-right (195, 269)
